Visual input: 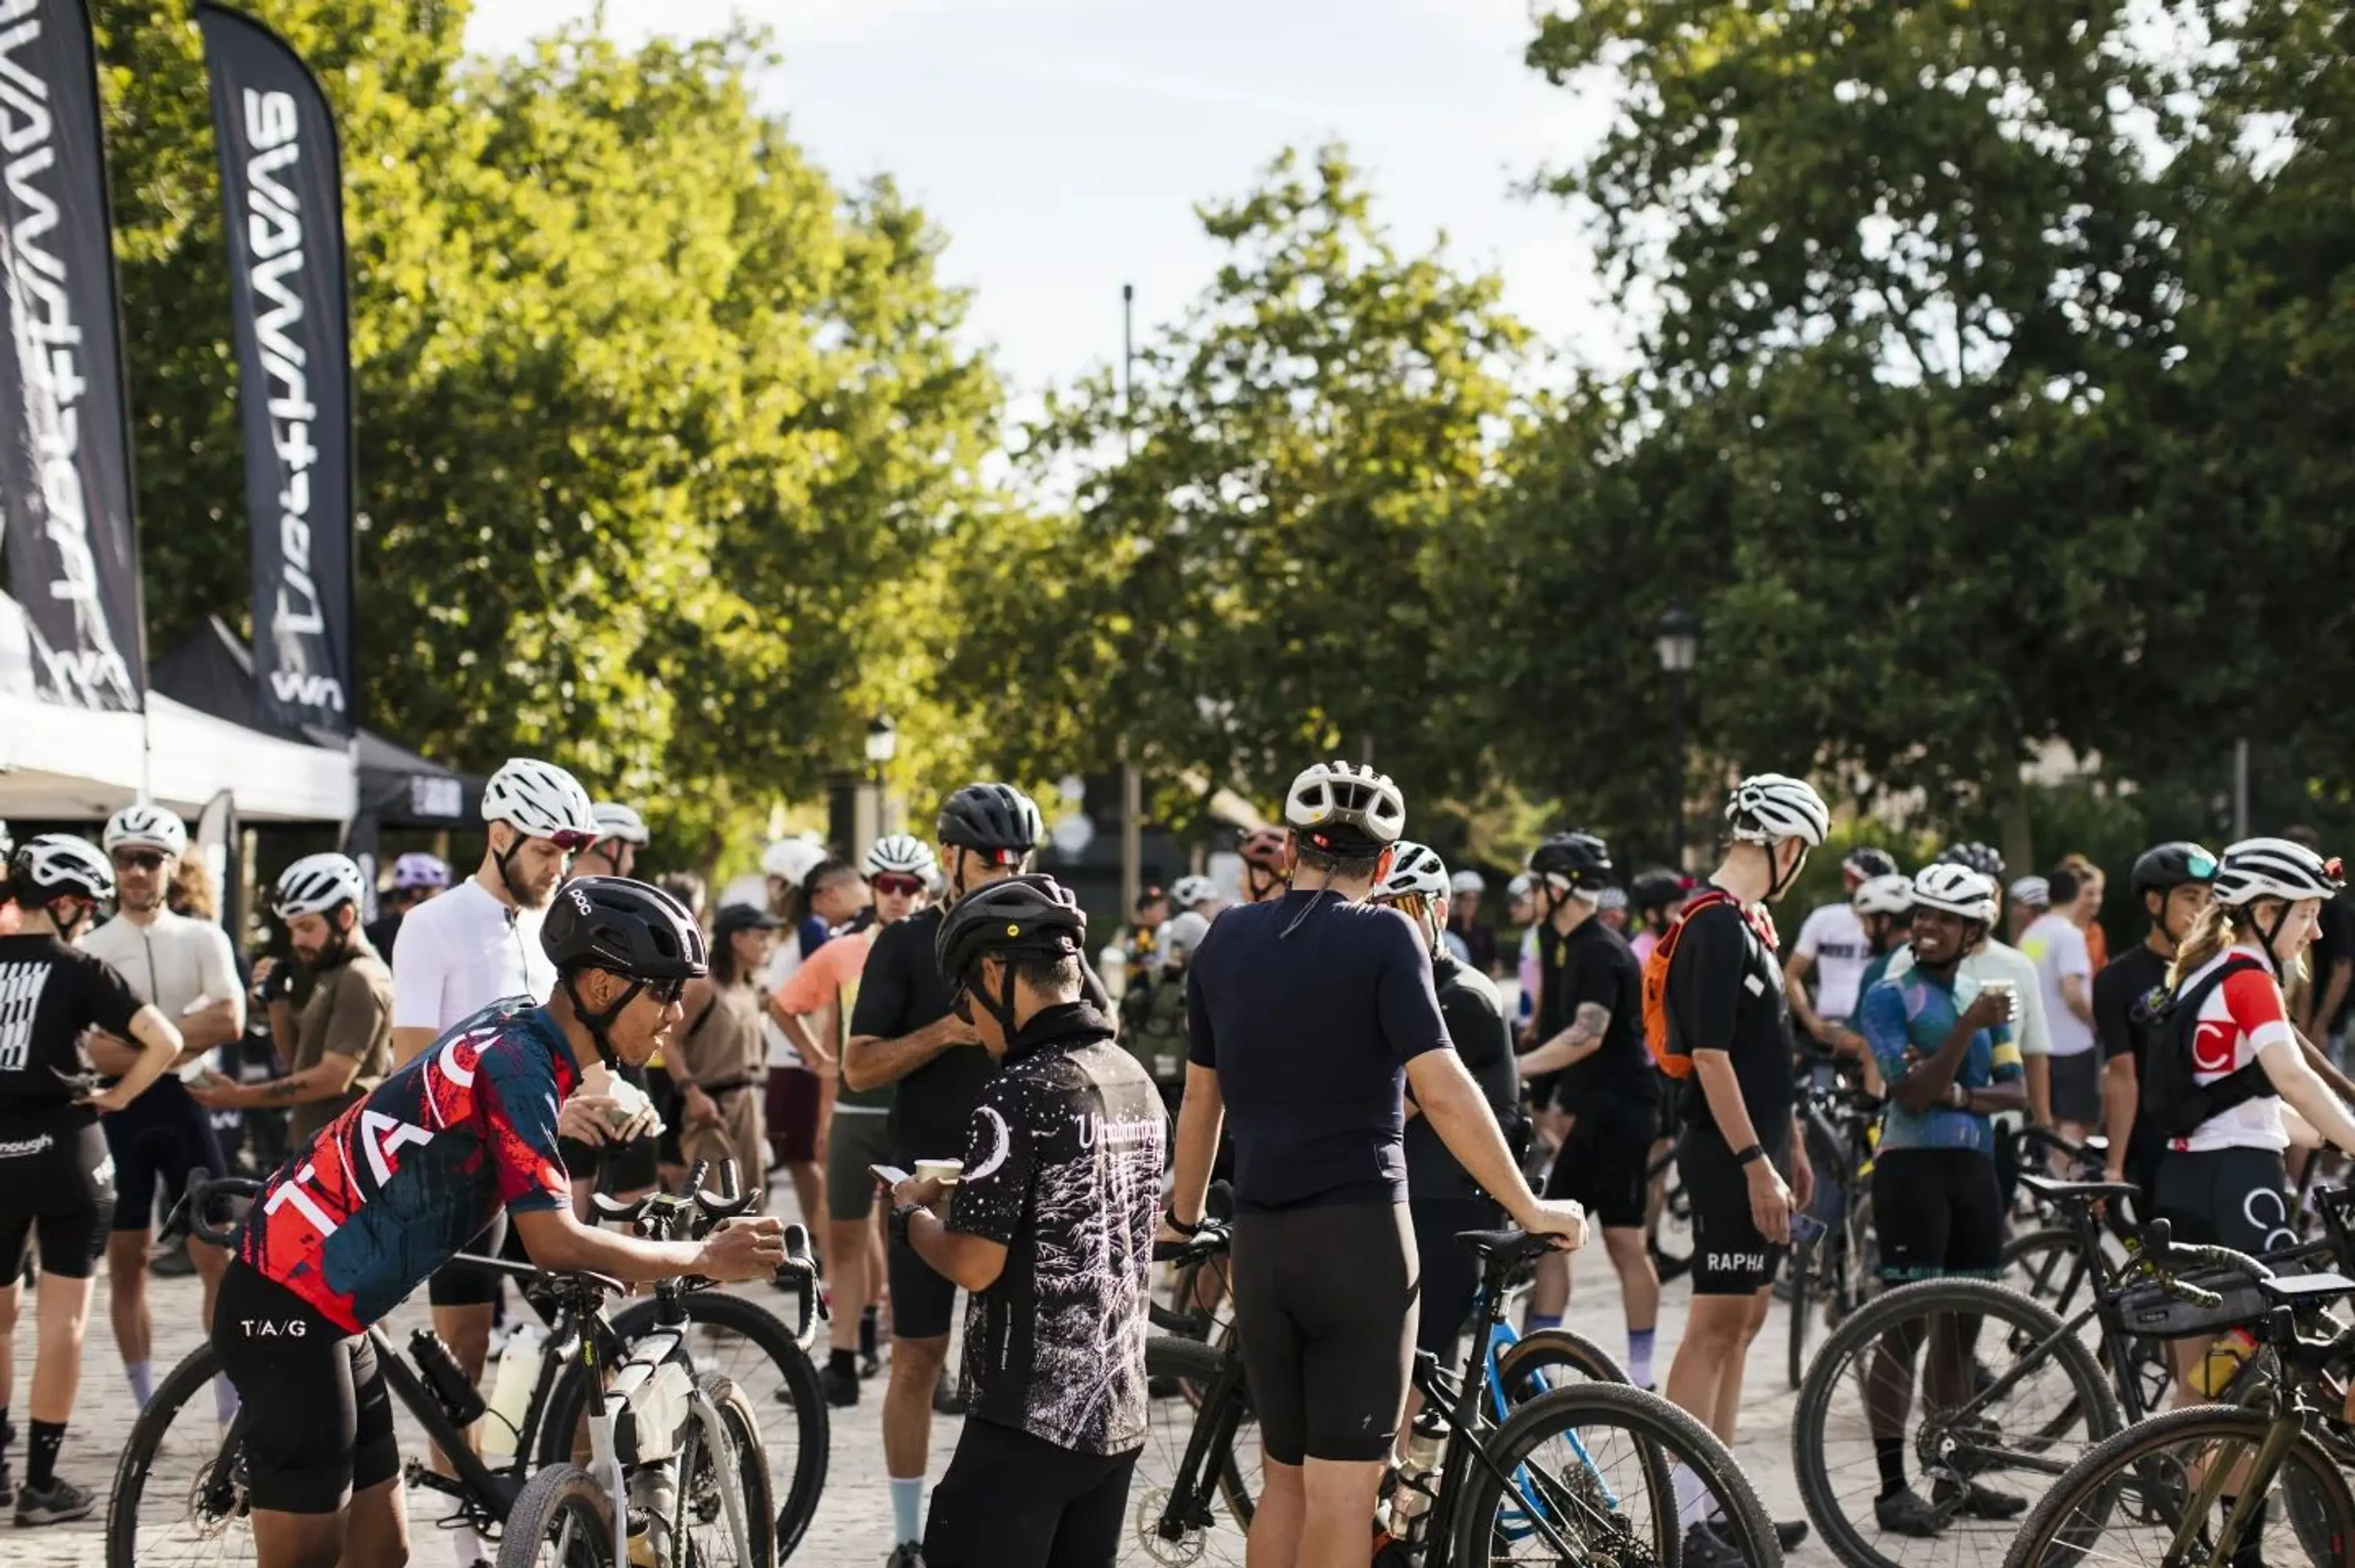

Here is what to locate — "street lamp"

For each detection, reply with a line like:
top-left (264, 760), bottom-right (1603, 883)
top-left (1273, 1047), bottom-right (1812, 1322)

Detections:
top-left (1656, 607), bottom-right (1698, 870)
top-left (864, 714), bottom-right (898, 773)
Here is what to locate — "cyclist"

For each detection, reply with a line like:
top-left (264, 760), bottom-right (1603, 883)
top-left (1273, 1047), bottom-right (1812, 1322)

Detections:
top-left (2284, 825), bottom-right (2354, 1058)
top-left (1507, 871), bottom-right (1539, 1035)
top-left (1628, 869), bottom-right (1690, 967)
top-left (1786, 846), bottom-right (1899, 1066)
top-left (1447, 866), bottom-right (1498, 974)
top-left (765, 857), bottom-right (869, 1258)
top-left (1170, 873), bottom-right (1224, 920)
top-left (1857, 863), bottom-right (2027, 1535)
top-left (890, 876), bottom-right (1162, 1568)
top-left (77, 805), bottom-right (245, 1418)
top-left (215, 878), bottom-right (786, 1568)
top-left (2097, 843), bottom-right (2218, 1204)
top-left (1371, 844), bottom-right (1521, 1383)
top-left (1122, 908), bottom-right (1206, 1118)
top-left (844, 782), bottom-right (1049, 1566)
top-left (363, 852), bottom-right (448, 957)
top-left (775, 832), bottom-right (935, 1405)
top-left (757, 839), bottom-right (833, 1187)
top-left (1596, 885), bottom-right (1630, 936)
top-left (1659, 772), bottom-right (1828, 1564)
top-left (0, 835), bottom-right (181, 1524)
top-left (2005, 874), bottom-right (2049, 943)
top-left (1517, 830), bottom-right (1661, 1383)
top-left (1853, 873), bottom-right (1915, 996)
top-left (191, 856), bottom-right (392, 1145)
top-left (1168, 760), bottom-right (1585, 1568)
top-left (1238, 825), bottom-right (1291, 905)
top-left (2019, 866), bottom-right (2104, 1143)
top-left (1522, 830), bottom-right (1609, 1144)
top-left (576, 800), bottom-right (650, 879)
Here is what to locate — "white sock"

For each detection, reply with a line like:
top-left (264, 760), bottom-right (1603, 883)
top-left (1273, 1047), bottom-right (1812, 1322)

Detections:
top-left (452, 1524), bottom-right (484, 1567)
top-left (1674, 1463), bottom-right (1710, 1529)
top-left (126, 1359), bottom-right (155, 1409)
top-left (213, 1374), bottom-right (240, 1424)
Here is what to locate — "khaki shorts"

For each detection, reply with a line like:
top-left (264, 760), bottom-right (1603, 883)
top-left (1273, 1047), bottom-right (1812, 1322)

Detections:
top-left (825, 1110), bottom-right (895, 1222)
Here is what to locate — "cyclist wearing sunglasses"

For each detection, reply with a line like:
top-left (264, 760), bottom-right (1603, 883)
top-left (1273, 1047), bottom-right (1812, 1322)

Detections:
top-left (217, 877), bottom-right (787, 1568)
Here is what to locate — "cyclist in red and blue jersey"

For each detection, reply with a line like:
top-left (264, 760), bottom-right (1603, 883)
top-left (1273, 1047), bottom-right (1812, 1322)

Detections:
top-left (212, 879), bottom-right (787, 1568)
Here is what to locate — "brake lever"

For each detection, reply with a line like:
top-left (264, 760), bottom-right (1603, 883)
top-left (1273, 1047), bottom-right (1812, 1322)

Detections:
top-left (772, 1223), bottom-right (828, 1347)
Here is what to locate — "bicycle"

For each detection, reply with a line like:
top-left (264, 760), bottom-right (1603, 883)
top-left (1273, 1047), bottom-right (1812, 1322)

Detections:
top-left (1789, 1066), bottom-right (1882, 1389)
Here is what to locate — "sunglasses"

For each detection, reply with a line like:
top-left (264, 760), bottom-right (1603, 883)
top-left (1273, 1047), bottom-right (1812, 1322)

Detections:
top-left (873, 874), bottom-right (927, 897)
top-left (643, 975), bottom-right (689, 1006)
top-left (111, 851), bottom-right (166, 871)
top-left (542, 830), bottom-right (597, 854)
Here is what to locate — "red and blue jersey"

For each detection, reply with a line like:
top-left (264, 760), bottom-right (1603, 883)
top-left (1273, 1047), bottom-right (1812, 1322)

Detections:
top-left (237, 999), bottom-right (579, 1331)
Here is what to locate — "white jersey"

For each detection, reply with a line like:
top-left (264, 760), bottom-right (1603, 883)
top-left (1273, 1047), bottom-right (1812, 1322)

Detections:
top-left (390, 879), bottom-right (554, 1034)
top-left (1794, 901), bottom-right (1873, 1022)
top-left (79, 909), bottom-right (243, 1084)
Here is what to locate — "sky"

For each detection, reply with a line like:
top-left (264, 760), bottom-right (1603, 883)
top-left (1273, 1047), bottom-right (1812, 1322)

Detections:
top-left (461, 1), bottom-right (1631, 412)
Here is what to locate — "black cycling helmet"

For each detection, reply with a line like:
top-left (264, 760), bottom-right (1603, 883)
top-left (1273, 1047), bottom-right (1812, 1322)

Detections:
top-left (936, 782), bottom-right (1044, 866)
top-left (542, 876), bottom-right (708, 1071)
top-left (1842, 846), bottom-right (1899, 881)
top-left (1937, 841), bottom-right (2006, 881)
top-left (1629, 868), bottom-right (1688, 912)
top-left (1528, 831), bottom-right (1614, 894)
top-left (935, 874), bottom-right (1089, 1033)
top-left (2132, 841), bottom-right (2220, 897)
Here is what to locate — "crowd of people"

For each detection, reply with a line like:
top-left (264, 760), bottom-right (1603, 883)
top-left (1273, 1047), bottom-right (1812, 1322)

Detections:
top-left (1, 749), bottom-right (2351, 1568)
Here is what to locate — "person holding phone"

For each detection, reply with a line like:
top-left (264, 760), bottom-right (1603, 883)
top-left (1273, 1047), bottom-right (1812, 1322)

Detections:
top-left (1853, 863), bottom-right (2028, 1537)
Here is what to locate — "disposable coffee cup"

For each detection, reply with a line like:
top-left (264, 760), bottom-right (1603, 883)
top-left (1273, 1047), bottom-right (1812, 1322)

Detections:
top-left (915, 1158), bottom-right (963, 1188)
top-left (1980, 978), bottom-right (2019, 1023)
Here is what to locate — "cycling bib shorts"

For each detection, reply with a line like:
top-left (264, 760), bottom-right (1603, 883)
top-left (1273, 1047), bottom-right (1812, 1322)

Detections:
top-left (212, 1260), bottom-right (399, 1513)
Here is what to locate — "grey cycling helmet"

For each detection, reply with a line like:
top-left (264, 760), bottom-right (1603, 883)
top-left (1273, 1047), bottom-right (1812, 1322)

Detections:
top-left (1284, 761), bottom-right (1406, 854)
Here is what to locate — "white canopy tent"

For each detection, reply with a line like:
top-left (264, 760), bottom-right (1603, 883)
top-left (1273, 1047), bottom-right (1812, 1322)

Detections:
top-left (0, 689), bottom-right (356, 824)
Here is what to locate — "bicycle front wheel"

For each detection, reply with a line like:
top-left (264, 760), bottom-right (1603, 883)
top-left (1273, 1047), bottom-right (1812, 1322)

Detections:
top-left (674, 1372), bottom-right (774, 1568)
top-left (2002, 1403), bottom-right (2355, 1567)
top-left (496, 1464), bottom-right (616, 1568)
top-left (106, 1340), bottom-right (258, 1568)
top-left (1127, 1333), bottom-right (1257, 1566)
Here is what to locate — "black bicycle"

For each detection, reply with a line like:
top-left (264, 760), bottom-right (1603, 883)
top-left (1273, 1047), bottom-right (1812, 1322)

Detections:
top-left (1788, 1068), bottom-right (1882, 1390)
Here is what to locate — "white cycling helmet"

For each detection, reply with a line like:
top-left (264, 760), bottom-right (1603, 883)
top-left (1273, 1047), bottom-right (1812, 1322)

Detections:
top-left (2213, 837), bottom-right (2346, 908)
top-left (1376, 841), bottom-right (1452, 903)
top-left (274, 853), bottom-right (367, 919)
top-left (762, 837), bottom-right (828, 887)
top-left (1160, 910), bottom-right (1213, 968)
top-left (1725, 773), bottom-right (1831, 847)
top-left (1910, 863), bottom-right (1996, 921)
top-left (1852, 873), bottom-right (1914, 916)
top-left (591, 801), bottom-right (651, 847)
top-left (12, 834), bottom-right (114, 904)
top-left (102, 804), bottom-right (189, 859)
top-left (1450, 868), bottom-right (1486, 897)
top-left (1284, 760), bottom-right (1406, 849)
top-left (482, 759), bottom-right (598, 843)
top-left (2008, 875), bottom-right (2051, 910)
top-left (1506, 871), bottom-right (1533, 901)
top-left (1170, 874), bottom-right (1220, 911)
top-left (865, 833), bottom-right (937, 879)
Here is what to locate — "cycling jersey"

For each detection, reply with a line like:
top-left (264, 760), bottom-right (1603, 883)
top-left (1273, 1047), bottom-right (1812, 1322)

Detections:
top-left (389, 881), bottom-right (554, 1035)
top-left (778, 924), bottom-right (892, 1112)
top-left (1185, 891), bottom-right (1448, 1210)
top-left (237, 999), bottom-right (579, 1332)
top-left (1406, 953), bottom-right (1518, 1207)
top-left (2093, 943), bottom-right (2171, 1181)
top-left (0, 933), bottom-right (145, 1106)
top-left (1885, 936), bottom-right (2051, 1057)
top-left (2168, 945), bottom-right (2293, 1154)
top-left (1538, 918), bottom-right (1655, 1107)
top-left (1858, 968), bottom-right (2021, 1155)
top-left (1668, 895), bottom-right (1796, 1146)
top-left (849, 906), bottom-right (984, 1159)
top-left (77, 909), bottom-right (240, 1038)
top-left (1793, 900), bottom-right (1872, 1023)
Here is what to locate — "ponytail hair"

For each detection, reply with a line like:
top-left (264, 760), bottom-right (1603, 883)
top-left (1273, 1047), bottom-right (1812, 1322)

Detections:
top-left (2168, 895), bottom-right (2307, 989)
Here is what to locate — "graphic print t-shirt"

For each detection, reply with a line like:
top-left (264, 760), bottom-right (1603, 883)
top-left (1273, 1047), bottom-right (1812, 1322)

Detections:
top-left (948, 1003), bottom-right (1163, 1456)
top-left (239, 999), bottom-right (578, 1330)
top-left (0, 934), bottom-right (145, 1107)
top-left (1794, 901), bottom-right (1874, 1023)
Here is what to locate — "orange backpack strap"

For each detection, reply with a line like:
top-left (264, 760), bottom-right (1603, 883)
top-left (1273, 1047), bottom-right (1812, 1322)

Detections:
top-left (1641, 888), bottom-right (1740, 1078)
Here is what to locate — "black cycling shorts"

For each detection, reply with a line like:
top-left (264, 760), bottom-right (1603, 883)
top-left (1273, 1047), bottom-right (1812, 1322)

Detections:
top-left (889, 1218), bottom-right (960, 1342)
top-left (212, 1261), bottom-right (399, 1513)
top-left (1681, 1128), bottom-right (1787, 1298)
top-left (1231, 1201), bottom-right (1417, 1464)
top-left (556, 1131), bottom-right (661, 1196)
top-left (103, 1077), bottom-right (226, 1235)
top-left (1545, 1096), bottom-right (1658, 1230)
top-left (922, 1417), bottom-right (1139, 1568)
top-left (1872, 1147), bottom-right (2004, 1285)
top-left (0, 1108), bottom-right (115, 1279)
top-left (427, 1210), bottom-right (510, 1309)
top-left (2152, 1146), bottom-right (2298, 1261)
top-left (2048, 1052), bottom-right (2104, 1127)
top-left (1411, 1198), bottom-right (1495, 1360)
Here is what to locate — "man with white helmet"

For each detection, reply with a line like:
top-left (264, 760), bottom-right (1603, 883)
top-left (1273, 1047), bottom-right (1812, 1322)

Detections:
top-left (578, 801), bottom-right (651, 880)
top-left (78, 804), bottom-right (245, 1419)
top-left (194, 855), bottom-right (392, 1145)
top-left (1169, 873), bottom-right (1224, 920)
top-left (0, 835), bottom-right (182, 1524)
top-left (1168, 761), bottom-right (1586, 1568)
top-left (1657, 772), bottom-right (1829, 1563)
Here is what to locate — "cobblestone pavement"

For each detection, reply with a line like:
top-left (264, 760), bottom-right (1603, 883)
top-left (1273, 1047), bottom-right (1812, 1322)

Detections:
top-left (7, 1220), bottom-right (1823, 1566)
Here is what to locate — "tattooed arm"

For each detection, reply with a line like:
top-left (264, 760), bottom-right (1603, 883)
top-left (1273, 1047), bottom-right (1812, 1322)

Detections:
top-left (1515, 1002), bottom-right (1612, 1077)
top-left (191, 1050), bottom-right (365, 1110)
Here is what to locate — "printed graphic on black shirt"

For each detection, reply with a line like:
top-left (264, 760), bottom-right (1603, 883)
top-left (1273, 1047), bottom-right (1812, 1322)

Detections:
top-left (948, 1009), bottom-right (1164, 1456)
top-left (0, 935), bottom-right (144, 1100)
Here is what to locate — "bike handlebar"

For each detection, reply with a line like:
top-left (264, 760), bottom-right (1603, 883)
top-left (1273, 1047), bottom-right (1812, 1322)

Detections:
top-left (592, 1158), bottom-right (761, 1236)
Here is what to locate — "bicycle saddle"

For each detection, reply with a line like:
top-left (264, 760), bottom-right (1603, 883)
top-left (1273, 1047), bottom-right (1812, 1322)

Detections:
top-left (1455, 1229), bottom-right (1561, 1266)
top-left (2018, 1172), bottom-right (2141, 1206)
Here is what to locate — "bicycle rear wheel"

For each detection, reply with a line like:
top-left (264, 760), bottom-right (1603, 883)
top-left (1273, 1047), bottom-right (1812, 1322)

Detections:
top-left (1788, 1234), bottom-right (1817, 1390)
top-left (105, 1340), bottom-right (258, 1568)
top-left (1127, 1334), bottom-right (1257, 1565)
top-left (496, 1464), bottom-right (615, 1568)
top-left (1493, 1325), bottom-right (1628, 1404)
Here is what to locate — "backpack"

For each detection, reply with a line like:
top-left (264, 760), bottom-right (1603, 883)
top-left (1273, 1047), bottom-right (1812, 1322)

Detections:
top-left (1640, 887), bottom-right (1742, 1079)
top-left (2140, 954), bottom-right (2273, 1142)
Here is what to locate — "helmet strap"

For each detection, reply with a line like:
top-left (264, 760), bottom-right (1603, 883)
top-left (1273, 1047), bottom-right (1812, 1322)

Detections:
top-left (561, 969), bottom-right (636, 1074)
top-left (491, 824), bottom-right (534, 908)
top-left (1765, 840), bottom-right (1807, 904)
top-left (2253, 903), bottom-right (2288, 978)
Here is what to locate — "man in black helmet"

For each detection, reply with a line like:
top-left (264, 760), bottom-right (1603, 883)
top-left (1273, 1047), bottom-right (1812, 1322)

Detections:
top-left (843, 782), bottom-right (1055, 1567)
top-left (888, 876), bottom-right (1162, 1568)
top-left (215, 878), bottom-right (786, 1568)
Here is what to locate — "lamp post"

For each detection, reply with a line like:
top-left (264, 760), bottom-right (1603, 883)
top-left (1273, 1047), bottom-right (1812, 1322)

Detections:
top-left (864, 714), bottom-right (897, 840)
top-left (1655, 606), bottom-right (1698, 870)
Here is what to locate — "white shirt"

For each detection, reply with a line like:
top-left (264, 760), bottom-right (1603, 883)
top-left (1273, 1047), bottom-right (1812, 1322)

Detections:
top-left (1886, 936), bottom-right (2052, 1057)
top-left (390, 879), bottom-right (554, 1034)
top-left (2018, 912), bottom-right (2096, 1057)
top-left (1794, 902), bottom-right (1873, 1022)
top-left (79, 909), bottom-right (242, 1079)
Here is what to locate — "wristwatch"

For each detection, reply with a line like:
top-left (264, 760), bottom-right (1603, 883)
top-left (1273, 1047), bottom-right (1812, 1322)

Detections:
top-left (889, 1201), bottom-right (925, 1249)
top-left (1733, 1144), bottom-right (1766, 1167)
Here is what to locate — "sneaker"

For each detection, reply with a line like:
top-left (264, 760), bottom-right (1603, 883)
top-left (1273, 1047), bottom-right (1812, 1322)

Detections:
top-left (1711, 1511), bottom-right (1810, 1553)
top-left (819, 1360), bottom-right (861, 1408)
top-left (1874, 1486), bottom-right (1947, 1538)
top-left (861, 1348), bottom-right (884, 1380)
top-left (0, 1460), bottom-right (13, 1510)
top-left (15, 1476), bottom-right (97, 1527)
top-left (1931, 1477), bottom-right (2026, 1520)
top-left (930, 1372), bottom-right (967, 1417)
top-left (151, 1237), bottom-right (197, 1278)
top-left (1680, 1520), bottom-right (1747, 1567)
top-left (885, 1545), bottom-right (925, 1567)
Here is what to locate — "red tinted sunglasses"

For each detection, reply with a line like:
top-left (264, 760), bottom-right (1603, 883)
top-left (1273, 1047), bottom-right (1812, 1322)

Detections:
top-left (542, 830), bottom-right (597, 854)
top-left (873, 874), bottom-right (927, 897)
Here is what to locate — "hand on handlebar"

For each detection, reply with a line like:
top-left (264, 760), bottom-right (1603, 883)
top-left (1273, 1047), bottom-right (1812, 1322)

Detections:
top-left (692, 1215), bottom-right (789, 1283)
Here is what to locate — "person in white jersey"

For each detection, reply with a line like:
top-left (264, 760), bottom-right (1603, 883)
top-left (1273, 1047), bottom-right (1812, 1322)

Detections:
top-left (389, 757), bottom-right (601, 1568)
top-left (1785, 846), bottom-right (1900, 1067)
top-left (77, 805), bottom-right (245, 1421)
top-left (2018, 866), bottom-right (2102, 1142)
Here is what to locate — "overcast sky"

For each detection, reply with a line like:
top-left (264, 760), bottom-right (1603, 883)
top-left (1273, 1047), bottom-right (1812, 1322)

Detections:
top-left (462, 1), bottom-right (1631, 409)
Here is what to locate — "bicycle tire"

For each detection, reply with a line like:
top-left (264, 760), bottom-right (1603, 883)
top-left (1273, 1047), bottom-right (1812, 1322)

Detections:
top-left (540, 1290), bottom-right (828, 1557)
top-left (496, 1463), bottom-right (616, 1568)
top-left (1143, 1332), bottom-right (1258, 1530)
top-left (2000, 1402), bottom-right (2355, 1568)
top-left (107, 1340), bottom-right (253, 1568)
top-left (1448, 1380), bottom-right (1778, 1567)
top-left (1793, 1276), bottom-right (2122, 1568)
top-left (1492, 1325), bottom-right (1629, 1404)
top-left (676, 1371), bottom-right (774, 1568)
top-left (1788, 1233), bottom-right (1816, 1390)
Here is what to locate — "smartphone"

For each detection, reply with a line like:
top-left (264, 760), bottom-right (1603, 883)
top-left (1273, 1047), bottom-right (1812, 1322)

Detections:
top-left (1789, 1210), bottom-right (1829, 1245)
top-left (869, 1164), bottom-right (912, 1191)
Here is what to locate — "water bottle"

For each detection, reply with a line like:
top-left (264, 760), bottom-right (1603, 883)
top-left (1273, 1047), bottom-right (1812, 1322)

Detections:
top-left (409, 1328), bottom-right (486, 1427)
top-left (627, 1461), bottom-right (678, 1567)
top-left (478, 1323), bottom-right (545, 1463)
top-left (2194, 1326), bottom-right (2259, 1396)
top-left (1385, 1412), bottom-right (1447, 1535)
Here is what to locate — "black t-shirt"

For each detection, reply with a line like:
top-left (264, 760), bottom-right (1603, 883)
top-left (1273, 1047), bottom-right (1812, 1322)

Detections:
top-left (2093, 942), bottom-right (2171, 1171)
top-left (2309, 898), bottom-right (2355, 1034)
top-left (0, 933), bottom-right (145, 1111)
top-left (1406, 954), bottom-right (1520, 1206)
top-left (1546, 919), bottom-right (1656, 1109)
top-left (1186, 890), bottom-right (1449, 1210)
top-left (947, 1002), bottom-right (1162, 1456)
top-left (364, 912), bottom-right (404, 962)
top-left (1668, 897), bottom-right (1795, 1154)
top-left (845, 906), bottom-right (985, 1159)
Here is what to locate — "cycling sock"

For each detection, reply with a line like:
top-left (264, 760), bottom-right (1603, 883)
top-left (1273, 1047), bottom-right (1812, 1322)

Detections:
top-left (829, 1348), bottom-right (858, 1378)
top-left (451, 1523), bottom-right (484, 1567)
top-left (26, 1421), bottom-right (62, 1490)
top-left (1672, 1463), bottom-right (1709, 1528)
top-left (126, 1359), bottom-right (155, 1409)
top-left (1626, 1328), bottom-right (1656, 1387)
top-left (213, 1375), bottom-right (240, 1424)
top-left (1523, 1312), bottom-right (1562, 1336)
top-left (0, 1404), bottom-right (11, 1452)
top-left (860, 1305), bottom-right (880, 1358)
top-left (1872, 1437), bottom-right (1905, 1496)
top-left (889, 1477), bottom-right (925, 1544)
